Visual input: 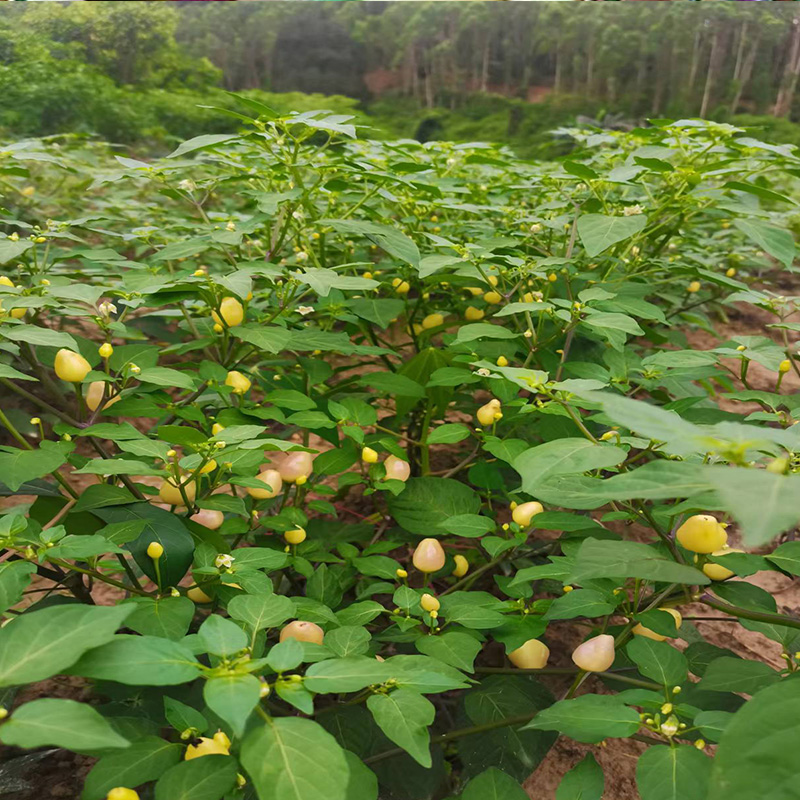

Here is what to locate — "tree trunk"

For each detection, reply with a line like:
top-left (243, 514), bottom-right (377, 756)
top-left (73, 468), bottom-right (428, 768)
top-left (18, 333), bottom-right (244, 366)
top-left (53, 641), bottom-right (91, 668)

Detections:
top-left (774, 19), bottom-right (800, 117)
top-left (687, 30), bottom-right (702, 97)
top-left (554, 38), bottom-right (562, 94)
top-left (700, 30), bottom-right (721, 118)
top-left (732, 21), bottom-right (748, 84)
top-left (480, 35), bottom-right (490, 93)
top-left (731, 32), bottom-right (760, 114)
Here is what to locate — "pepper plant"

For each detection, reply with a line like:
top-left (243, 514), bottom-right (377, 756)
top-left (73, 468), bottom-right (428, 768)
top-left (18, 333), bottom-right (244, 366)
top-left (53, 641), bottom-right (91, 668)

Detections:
top-left (2, 107), bottom-right (800, 800)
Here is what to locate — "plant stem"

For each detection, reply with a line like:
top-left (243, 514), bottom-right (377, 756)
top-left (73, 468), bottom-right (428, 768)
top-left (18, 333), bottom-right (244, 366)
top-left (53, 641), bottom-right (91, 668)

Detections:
top-left (701, 596), bottom-right (800, 631)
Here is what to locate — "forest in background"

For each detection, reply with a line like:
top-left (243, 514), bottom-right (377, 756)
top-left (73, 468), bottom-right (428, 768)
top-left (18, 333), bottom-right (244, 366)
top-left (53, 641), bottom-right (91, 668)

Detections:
top-left (2, 2), bottom-right (800, 154)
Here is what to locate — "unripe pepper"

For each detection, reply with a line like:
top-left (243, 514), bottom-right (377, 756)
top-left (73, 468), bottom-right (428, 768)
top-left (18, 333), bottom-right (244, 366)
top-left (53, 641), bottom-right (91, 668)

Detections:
top-left (571, 634), bottom-right (615, 672)
top-left (212, 297), bottom-right (244, 328)
top-left (512, 501), bottom-right (544, 528)
top-left (280, 620), bottom-right (324, 645)
top-left (284, 527), bottom-right (307, 545)
top-left (279, 452), bottom-right (314, 483)
top-left (676, 514), bottom-right (727, 554)
top-left (85, 381), bottom-right (121, 412)
top-left (452, 554), bottom-right (469, 578)
top-left (384, 455), bottom-right (411, 482)
top-left (465, 306), bottom-right (484, 321)
top-left (54, 348), bottom-right (91, 383)
top-left (225, 370), bottom-right (251, 395)
top-left (187, 586), bottom-right (213, 604)
top-left (190, 509), bottom-right (224, 530)
top-left (703, 548), bottom-right (743, 581)
top-left (509, 639), bottom-right (550, 669)
top-left (362, 446), bottom-right (378, 464)
top-left (412, 538), bottom-right (446, 573)
top-left (146, 541), bottom-right (164, 560)
top-left (185, 730), bottom-right (231, 761)
top-left (476, 398), bottom-right (502, 427)
top-left (420, 593), bottom-right (440, 613)
top-left (159, 477), bottom-right (195, 507)
top-left (483, 291), bottom-right (502, 304)
top-left (106, 790), bottom-right (140, 800)
top-left (422, 313), bottom-right (444, 329)
top-left (633, 608), bottom-right (682, 641)
top-left (247, 469), bottom-right (283, 499)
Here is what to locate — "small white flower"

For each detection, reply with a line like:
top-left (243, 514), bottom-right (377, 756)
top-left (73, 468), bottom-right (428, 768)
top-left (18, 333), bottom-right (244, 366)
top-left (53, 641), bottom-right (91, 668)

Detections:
top-left (128, 363), bottom-right (141, 375)
top-left (623, 204), bottom-right (644, 217)
top-left (446, 157), bottom-right (456, 167)
top-left (98, 301), bottom-right (117, 318)
top-left (226, 221), bottom-right (236, 232)
top-left (530, 223), bottom-right (542, 234)
top-left (178, 179), bottom-right (196, 192)
top-left (476, 368), bottom-right (491, 377)
top-left (215, 553), bottom-right (235, 570)
top-left (660, 715), bottom-right (679, 738)
top-left (295, 251), bottom-right (309, 262)
top-left (297, 306), bottom-right (315, 316)
top-left (292, 210), bottom-right (304, 221)
top-left (524, 329), bottom-right (533, 339)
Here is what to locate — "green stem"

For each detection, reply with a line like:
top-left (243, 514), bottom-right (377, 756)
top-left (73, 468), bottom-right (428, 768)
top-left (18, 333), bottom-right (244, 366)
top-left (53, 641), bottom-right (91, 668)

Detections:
top-left (701, 596), bottom-right (800, 631)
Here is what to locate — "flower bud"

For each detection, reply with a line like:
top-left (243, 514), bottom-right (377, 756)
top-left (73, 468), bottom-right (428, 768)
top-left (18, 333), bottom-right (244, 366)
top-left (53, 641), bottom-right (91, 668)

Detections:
top-left (396, 568), bottom-right (408, 579)
top-left (483, 291), bottom-right (502, 305)
top-left (422, 313), bottom-right (444, 329)
top-left (187, 586), bottom-right (213, 604)
top-left (190, 509), bottom-right (224, 530)
top-left (54, 349), bottom-right (91, 383)
top-left (225, 370), bottom-right (251, 395)
top-left (702, 548), bottom-right (743, 581)
top-left (98, 343), bottom-right (113, 359)
top-left (284, 527), bottom-right (307, 545)
top-left (212, 297), bottom-right (244, 328)
top-left (779, 359), bottom-right (792, 374)
top-left (633, 608), bottom-right (682, 641)
top-left (211, 423), bottom-right (224, 436)
top-left (452, 554), bottom-right (469, 578)
top-left (509, 639), bottom-right (550, 670)
top-left (279, 452), bottom-right (314, 483)
top-left (512, 501), bottom-right (544, 528)
top-left (676, 514), bottom-right (727, 554)
top-left (476, 398), bottom-right (502, 427)
top-left (362, 446), bottom-right (378, 464)
top-left (198, 459), bottom-right (217, 475)
top-left (412, 538), bottom-right (446, 573)
top-left (420, 593), bottom-right (440, 613)
top-left (215, 553), bottom-right (235, 570)
top-left (159, 478), bottom-right (195, 507)
top-left (687, 281), bottom-right (701, 293)
top-left (496, 355), bottom-right (508, 367)
top-left (571, 634), bottom-right (616, 672)
top-left (384, 455), bottom-right (410, 482)
top-left (280, 620), bottom-right (324, 645)
top-left (147, 541), bottom-right (164, 560)
top-left (394, 280), bottom-right (410, 295)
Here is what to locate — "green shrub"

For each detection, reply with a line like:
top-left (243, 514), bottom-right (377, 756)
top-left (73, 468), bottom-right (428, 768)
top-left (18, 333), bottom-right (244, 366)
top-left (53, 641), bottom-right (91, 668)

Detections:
top-left (1, 108), bottom-right (800, 800)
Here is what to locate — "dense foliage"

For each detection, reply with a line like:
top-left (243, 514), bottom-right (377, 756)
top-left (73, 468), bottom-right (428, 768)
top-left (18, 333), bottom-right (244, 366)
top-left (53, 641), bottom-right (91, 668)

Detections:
top-left (2, 105), bottom-right (800, 800)
top-left (4, 2), bottom-right (800, 155)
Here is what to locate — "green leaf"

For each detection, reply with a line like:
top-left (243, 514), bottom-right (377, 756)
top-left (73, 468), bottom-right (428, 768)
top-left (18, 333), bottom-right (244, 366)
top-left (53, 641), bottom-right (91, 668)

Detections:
top-left (0, 560), bottom-right (36, 613)
top-left (767, 541), bottom-right (800, 575)
top-left (166, 133), bottom-right (239, 158)
top-left (154, 755), bottom-right (238, 800)
top-left (388, 477), bottom-right (480, 536)
top-left (343, 750), bottom-right (378, 800)
top-left (197, 614), bottom-right (248, 656)
top-left (68, 635), bottom-right (201, 686)
top-left (164, 697), bottom-right (208, 737)
top-left (708, 678), bottom-right (800, 800)
top-left (367, 690), bottom-right (434, 767)
top-left (95, 503), bottom-right (194, 588)
top-left (698, 657), bottom-right (780, 694)
top-left (705, 468), bottom-right (800, 546)
top-left (513, 439), bottom-right (627, 494)
top-left (693, 710), bottom-right (733, 743)
top-left (455, 323), bottom-right (519, 344)
top-left (358, 371), bottom-right (426, 399)
top-left (0, 698), bottom-right (129, 754)
top-left (241, 717), bottom-right (349, 800)
top-left (426, 423), bottom-right (471, 444)
top-left (626, 637), bottom-right (688, 686)
top-left (577, 213), bottom-right (647, 257)
top-left (304, 657), bottom-right (389, 694)
top-left (556, 754), bottom-right (604, 800)
top-left (415, 632), bottom-right (482, 672)
top-left (0, 238), bottom-right (33, 264)
top-left (462, 768), bottom-right (528, 800)
top-left (321, 219), bottom-right (420, 268)
top-left (0, 604), bottom-right (132, 688)
top-left (232, 325), bottom-right (293, 354)
top-left (326, 626), bottom-right (372, 658)
top-left (571, 539), bottom-right (709, 585)
top-left (228, 593), bottom-right (295, 632)
top-left (348, 298), bottom-right (405, 329)
top-left (82, 737), bottom-right (183, 800)
top-left (636, 745), bottom-right (710, 800)
top-left (524, 694), bottom-right (640, 743)
top-left (0, 442), bottom-right (69, 492)
top-left (203, 674), bottom-right (261, 737)
top-left (734, 218), bottom-right (795, 269)
top-left (438, 513), bottom-right (495, 538)
top-left (544, 589), bottom-right (616, 620)
top-left (138, 367), bottom-right (196, 390)
top-left (126, 596), bottom-right (195, 640)
top-left (1, 324), bottom-right (77, 350)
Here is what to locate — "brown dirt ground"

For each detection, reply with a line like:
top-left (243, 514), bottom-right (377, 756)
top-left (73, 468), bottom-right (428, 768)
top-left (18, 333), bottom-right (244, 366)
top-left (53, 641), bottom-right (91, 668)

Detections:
top-left (2, 295), bottom-right (799, 800)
